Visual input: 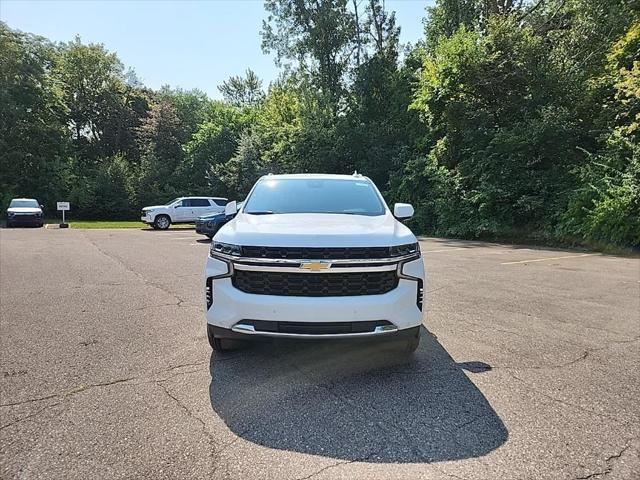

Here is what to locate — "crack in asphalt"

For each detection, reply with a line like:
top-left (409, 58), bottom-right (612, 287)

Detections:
top-left (82, 231), bottom-right (188, 307)
top-left (449, 334), bottom-right (640, 372)
top-left (294, 446), bottom-right (385, 480)
top-left (576, 441), bottom-right (635, 479)
top-left (0, 401), bottom-right (61, 431)
top-left (133, 298), bottom-right (199, 311)
top-left (0, 362), bottom-right (206, 409)
top-left (487, 350), bottom-right (590, 371)
top-left (0, 377), bottom-right (136, 408)
top-left (154, 379), bottom-right (217, 450)
top-left (167, 360), bottom-right (209, 371)
top-left (154, 377), bottom-right (243, 477)
top-left (281, 353), bottom-right (478, 474)
top-left (502, 335), bottom-right (640, 370)
top-left (504, 370), bottom-right (632, 425)
top-left (279, 356), bottom-right (418, 466)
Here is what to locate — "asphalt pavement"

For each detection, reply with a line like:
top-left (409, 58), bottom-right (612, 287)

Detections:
top-left (1, 227), bottom-right (639, 479)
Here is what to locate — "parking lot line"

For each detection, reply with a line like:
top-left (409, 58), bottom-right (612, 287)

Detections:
top-left (501, 253), bottom-right (597, 265)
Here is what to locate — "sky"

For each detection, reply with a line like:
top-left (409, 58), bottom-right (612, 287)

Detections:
top-left (0, 0), bottom-right (434, 99)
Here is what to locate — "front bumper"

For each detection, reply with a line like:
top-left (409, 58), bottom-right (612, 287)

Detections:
top-left (204, 255), bottom-right (425, 338)
top-left (195, 221), bottom-right (213, 235)
top-left (7, 215), bottom-right (43, 226)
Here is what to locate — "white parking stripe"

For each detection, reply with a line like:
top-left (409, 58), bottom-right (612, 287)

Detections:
top-left (501, 253), bottom-right (597, 265)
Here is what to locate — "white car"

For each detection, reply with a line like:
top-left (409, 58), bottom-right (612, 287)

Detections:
top-left (6, 198), bottom-right (44, 228)
top-left (141, 197), bottom-right (227, 230)
top-left (204, 173), bottom-right (425, 353)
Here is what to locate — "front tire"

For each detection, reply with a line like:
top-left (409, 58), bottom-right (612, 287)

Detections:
top-left (154, 214), bottom-right (171, 230)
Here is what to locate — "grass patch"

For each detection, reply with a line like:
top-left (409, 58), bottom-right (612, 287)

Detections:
top-left (44, 219), bottom-right (194, 229)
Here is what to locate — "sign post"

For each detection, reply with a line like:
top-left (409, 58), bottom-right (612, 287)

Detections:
top-left (57, 202), bottom-right (70, 228)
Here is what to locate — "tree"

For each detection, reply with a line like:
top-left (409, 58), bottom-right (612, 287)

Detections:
top-left (363, 0), bottom-right (400, 55)
top-left (261, 0), bottom-right (356, 107)
top-left (183, 101), bottom-right (249, 194)
top-left (410, 18), bottom-right (583, 236)
top-left (212, 131), bottom-right (268, 199)
top-left (561, 22), bottom-right (640, 246)
top-left (218, 69), bottom-right (265, 107)
top-left (92, 154), bottom-right (136, 218)
top-left (136, 100), bottom-right (185, 205)
top-left (0, 23), bottom-right (67, 212)
top-left (157, 87), bottom-right (212, 140)
top-left (55, 37), bottom-right (136, 160)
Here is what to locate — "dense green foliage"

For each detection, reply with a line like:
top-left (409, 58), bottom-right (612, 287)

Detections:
top-left (1, 1), bottom-right (638, 246)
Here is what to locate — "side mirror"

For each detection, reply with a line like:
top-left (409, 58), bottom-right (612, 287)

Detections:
top-left (393, 203), bottom-right (414, 220)
top-left (40, 205), bottom-right (44, 209)
top-left (225, 200), bottom-right (237, 217)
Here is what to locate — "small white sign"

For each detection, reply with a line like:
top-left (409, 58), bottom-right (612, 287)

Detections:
top-left (57, 202), bottom-right (70, 211)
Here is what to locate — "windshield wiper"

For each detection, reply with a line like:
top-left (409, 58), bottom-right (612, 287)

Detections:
top-left (245, 210), bottom-right (275, 215)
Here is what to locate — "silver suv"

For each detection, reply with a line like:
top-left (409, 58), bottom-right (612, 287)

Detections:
top-left (141, 197), bottom-right (227, 230)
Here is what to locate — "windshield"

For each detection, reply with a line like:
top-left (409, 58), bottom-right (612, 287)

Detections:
top-left (9, 199), bottom-right (39, 208)
top-left (164, 197), bottom-right (181, 206)
top-left (243, 178), bottom-right (386, 216)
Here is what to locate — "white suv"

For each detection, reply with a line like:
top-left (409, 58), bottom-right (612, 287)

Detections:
top-left (204, 174), bottom-right (425, 353)
top-left (141, 197), bottom-right (227, 230)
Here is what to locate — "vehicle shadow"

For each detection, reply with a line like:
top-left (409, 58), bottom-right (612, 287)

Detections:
top-left (208, 326), bottom-right (507, 463)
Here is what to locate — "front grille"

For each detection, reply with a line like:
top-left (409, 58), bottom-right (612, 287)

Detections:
top-left (12, 214), bottom-right (38, 222)
top-left (232, 270), bottom-right (398, 296)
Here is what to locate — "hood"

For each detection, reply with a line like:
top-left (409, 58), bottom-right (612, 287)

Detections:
top-left (215, 212), bottom-right (416, 247)
top-left (198, 212), bottom-right (225, 221)
top-left (7, 207), bottom-right (42, 214)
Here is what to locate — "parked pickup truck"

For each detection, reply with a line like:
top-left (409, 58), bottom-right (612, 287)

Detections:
top-left (141, 197), bottom-right (228, 230)
top-left (204, 173), bottom-right (425, 353)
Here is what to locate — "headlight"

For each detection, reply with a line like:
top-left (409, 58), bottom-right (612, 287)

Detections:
top-left (210, 242), bottom-right (242, 257)
top-left (390, 243), bottom-right (420, 257)
top-left (7, 212), bottom-right (15, 217)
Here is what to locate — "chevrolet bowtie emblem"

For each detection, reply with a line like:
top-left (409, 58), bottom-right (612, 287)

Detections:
top-left (299, 261), bottom-right (332, 271)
